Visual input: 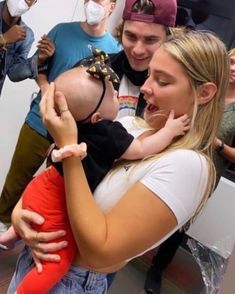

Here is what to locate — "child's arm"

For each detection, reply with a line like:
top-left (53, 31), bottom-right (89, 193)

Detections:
top-left (122, 110), bottom-right (190, 160)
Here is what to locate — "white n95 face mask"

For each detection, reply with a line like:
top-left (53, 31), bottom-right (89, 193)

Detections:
top-left (7, 0), bottom-right (30, 17)
top-left (84, 0), bottom-right (106, 26)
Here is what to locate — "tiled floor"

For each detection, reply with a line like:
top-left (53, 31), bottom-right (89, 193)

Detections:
top-left (0, 241), bottom-right (205, 294)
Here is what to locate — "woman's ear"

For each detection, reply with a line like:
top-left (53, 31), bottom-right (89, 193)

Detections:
top-left (109, 2), bottom-right (116, 14)
top-left (91, 112), bottom-right (102, 124)
top-left (197, 82), bottom-right (217, 105)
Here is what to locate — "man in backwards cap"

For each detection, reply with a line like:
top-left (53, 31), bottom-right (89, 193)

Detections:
top-left (109, 0), bottom-right (177, 119)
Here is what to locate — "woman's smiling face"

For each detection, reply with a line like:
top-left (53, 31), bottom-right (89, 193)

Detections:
top-left (141, 46), bottom-right (195, 128)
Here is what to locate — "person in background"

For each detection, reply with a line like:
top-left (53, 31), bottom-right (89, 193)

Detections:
top-left (0, 0), bottom-right (121, 233)
top-left (214, 48), bottom-right (235, 170)
top-left (108, 0), bottom-right (176, 119)
top-left (144, 47), bottom-right (235, 294)
top-left (0, 0), bottom-right (53, 96)
top-left (8, 29), bottom-right (229, 294)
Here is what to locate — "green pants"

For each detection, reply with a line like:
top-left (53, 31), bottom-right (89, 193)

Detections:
top-left (0, 123), bottom-right (51, 223)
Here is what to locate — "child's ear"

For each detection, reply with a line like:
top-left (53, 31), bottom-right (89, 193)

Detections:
top-left (91, 112), bottom-right (102, 124)
top-left (197, 82), bottom-right (217, 105)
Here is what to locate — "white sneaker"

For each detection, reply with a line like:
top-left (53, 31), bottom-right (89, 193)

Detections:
top-left (0, 243), bottom-right (8, 250)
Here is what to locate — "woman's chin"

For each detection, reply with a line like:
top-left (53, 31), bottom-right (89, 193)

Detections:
top-left (145, 111), bottom-right (168, 130)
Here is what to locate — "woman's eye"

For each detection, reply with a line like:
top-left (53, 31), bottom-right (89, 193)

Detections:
top-left (157, 80), bottom-right (169, 86)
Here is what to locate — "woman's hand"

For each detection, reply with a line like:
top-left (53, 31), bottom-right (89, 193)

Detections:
top-left (12, 202), bottom-right (67, 272)
top-left (40, 82), bottom-right (77, 148)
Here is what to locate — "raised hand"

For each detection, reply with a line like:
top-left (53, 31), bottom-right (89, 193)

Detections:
top-left (3, 25), bottom-right (26, 44)
top-left (40, 82), bottom-right (77, 148)
top-left (37, 34), bottom-right (55, 65)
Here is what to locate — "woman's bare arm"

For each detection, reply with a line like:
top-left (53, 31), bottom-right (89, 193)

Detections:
top-left (41, 83), bottom-right (178, 268)
top-left (63, 156), bottom-right (177, 268)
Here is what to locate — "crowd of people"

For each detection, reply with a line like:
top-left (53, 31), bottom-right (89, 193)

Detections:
top-left (0, 0), bottom-right (234, 293)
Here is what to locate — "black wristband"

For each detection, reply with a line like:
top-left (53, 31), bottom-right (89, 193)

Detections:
top-left (217, 141), bottom-right (224, 152)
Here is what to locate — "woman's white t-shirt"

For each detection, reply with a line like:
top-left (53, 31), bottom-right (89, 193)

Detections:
top-left (93, 116), bottom-right (209, 258)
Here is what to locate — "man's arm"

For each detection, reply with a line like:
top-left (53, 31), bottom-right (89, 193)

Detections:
top-left (7, 30), bottom-right (54, 83)
top-left (215, 137), bottom-right (235, 162)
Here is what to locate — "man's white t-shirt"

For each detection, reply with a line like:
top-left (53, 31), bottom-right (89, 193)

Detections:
top-left (115, 75), bottom-right (140, 120)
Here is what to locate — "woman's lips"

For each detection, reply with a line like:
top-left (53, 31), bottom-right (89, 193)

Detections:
top-left (146, 103), bottom-right (158, 112)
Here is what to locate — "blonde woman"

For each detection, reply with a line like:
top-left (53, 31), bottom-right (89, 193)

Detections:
top-left (9, 31), bottom-right (229, 294)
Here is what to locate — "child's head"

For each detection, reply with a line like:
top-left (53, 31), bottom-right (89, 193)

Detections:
top-left (54, 65), bottom-right (119, 123)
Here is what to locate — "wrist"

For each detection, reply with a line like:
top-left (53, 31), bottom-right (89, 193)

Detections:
top-left (216, 140), bottom-right (224, 152)
top-left (51, 143), bottom-right (87, 162)
top-left (0, 34), bottom-right (6, 50)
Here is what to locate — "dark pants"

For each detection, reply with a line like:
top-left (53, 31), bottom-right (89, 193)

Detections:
top-left (151, 230), bottom-right (186, 271)
top-left (0, 123), bottom-right (50, 223)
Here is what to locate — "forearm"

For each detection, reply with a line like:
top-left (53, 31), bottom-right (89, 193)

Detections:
top-left (11, 198), bottom-right (23, 232)
top-left (219, 143), bottom-right (235, 162)
top-left (63, 157), bottom-right (108, 260)
top-left (37, 73), bottom-right (49, 94)
top-left (122, 128), bottom-right (174, 159)
top-left (8, 55), bottom-right (38, 82)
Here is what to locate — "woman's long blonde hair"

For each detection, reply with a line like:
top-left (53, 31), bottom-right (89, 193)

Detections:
top-left (159, 30), bottom-right (229, 219)
top-left (114, 30), bottom-right (229, 221)
top-left (228, 48), bottom-right (235, 57)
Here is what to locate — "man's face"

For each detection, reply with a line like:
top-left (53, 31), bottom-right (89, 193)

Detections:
top-left (84, 0), bottom-right (115, 17)
top-left (25, 0), bottom-right (37, 7)
top-left (229, 55), bottom-right (235, 84)
top-left (121, 20), bottom-right (167, 72)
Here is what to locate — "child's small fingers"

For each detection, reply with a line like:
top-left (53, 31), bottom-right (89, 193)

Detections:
top-left (184, 126), bottom-right (190, 131)
top-left (168, 109), bottom-right (175, 119)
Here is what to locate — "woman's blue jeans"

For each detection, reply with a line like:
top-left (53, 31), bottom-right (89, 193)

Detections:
top-left (8, 246), bottom-right (108, 294)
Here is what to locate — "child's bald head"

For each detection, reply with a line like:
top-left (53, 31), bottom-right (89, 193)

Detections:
top-left (54, 67), bottom-right (102, 121)
top-left (54, 66), bottom-right (119, 123)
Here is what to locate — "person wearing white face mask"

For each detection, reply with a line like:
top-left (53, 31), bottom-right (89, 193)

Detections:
top-left (7, 0), bottom-right (36, 17)
top-left (0, 0), bottom-right (121, 254)
top-left (84, 0), bottom-right (106, 26)
top-left (0, 0), bottom-right (53, 96)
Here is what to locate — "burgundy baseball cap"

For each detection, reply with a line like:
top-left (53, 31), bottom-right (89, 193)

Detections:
top-left (122, 0), bottom-right (177, 27)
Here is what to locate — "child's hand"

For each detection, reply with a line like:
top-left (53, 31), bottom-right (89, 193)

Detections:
top-left (165, 110), bottom-right (190, 137)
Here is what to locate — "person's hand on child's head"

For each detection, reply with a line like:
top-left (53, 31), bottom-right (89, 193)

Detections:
top-left (40, 82), bottom-right (77, 148)
top-left (165, 110), bottom-right (190, 137)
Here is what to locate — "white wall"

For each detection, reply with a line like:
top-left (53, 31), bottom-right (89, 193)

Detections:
top-left (0, 0), bottom-right (124, 187)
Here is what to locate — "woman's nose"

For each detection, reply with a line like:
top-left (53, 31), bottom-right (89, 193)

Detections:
top-left (140, 81), bottom-right (152, 97)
